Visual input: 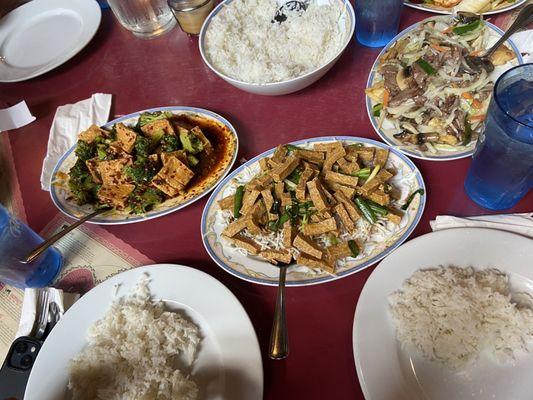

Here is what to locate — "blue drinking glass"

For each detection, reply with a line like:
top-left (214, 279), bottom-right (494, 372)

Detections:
top-left (355, 0), bottom-right (403, 47)
top-left (0, 205), bottom-right (62, 288)
top-left (464, 63), bottom-right (533, 210)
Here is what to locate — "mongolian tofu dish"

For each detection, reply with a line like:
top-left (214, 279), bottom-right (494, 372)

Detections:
top-left (366, 16), bottom-right (517, 155)
top-left (65, 111), bottom-right (235, 214)
top-left (217, 142), bottom-right (423, 274)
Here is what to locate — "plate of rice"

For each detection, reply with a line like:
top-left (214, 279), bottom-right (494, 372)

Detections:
top-left (353, 228), bottom-right (533, 400)
top-left (24, 264), bottom-right (263, 400)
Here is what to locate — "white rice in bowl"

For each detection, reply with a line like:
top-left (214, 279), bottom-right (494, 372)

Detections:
top-left (389, 266), bottom-right (533, 370)
top-left (204, 0), bottom-right (350, 84)
top-left (68, 276), bottom-right (201, 400)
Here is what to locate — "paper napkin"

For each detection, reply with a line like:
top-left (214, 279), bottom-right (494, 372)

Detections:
top-left (15, 288), bottom-right (79, 338)
top-left (0, 101), bottom-right (36, 132)
top-left (511, 30), bottom-right (533, 63)
top-left (430, 213), bottom-right (533, 239)
top-left (40, 93), bottom-right (112, 191)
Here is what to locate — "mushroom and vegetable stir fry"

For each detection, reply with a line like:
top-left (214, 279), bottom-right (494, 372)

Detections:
top-left (217, 142), bottom-right (422, 274)
top-left (67, 111), bottom-right (217, 214)
top-left (366, 16), bottom-right (516, 154)
top-left (409, 0), bottom-right (518, 13)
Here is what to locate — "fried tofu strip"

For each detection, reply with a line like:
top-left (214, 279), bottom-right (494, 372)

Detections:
top-left (293, 234), bottom-right (322, 259)
top-left (240, 189), bottom-right (261, 215)
top-left (323, 147), bottom-right (346, 172)
top-left (78, 124), bottom-right (107, 143)
top-left (373, 148), bottom-right (389, 167)
top-left (218, 194), bottom-right (235, 210)
top-left (272, 156), bottom-right (299, 182)
top-left (223, 217), bottom-right (249, 237)
top-left (333, 192), bottom-right (361, 222)
top-left (229, 234), bottom-right (260, 255)
top-left (294, 149), bottom-right (325, 164)
top-left (97, 184), bottom-right (135, 210)
top-left (334, 203), bottom-right (355, 233)
top-left (307, 178), bottom-right (329, 211)
top-left (260, 249), bottom-right (292, 265)
top-left (325, 171), bottom-right (358, 188)
top-left (282, 224), bottom-right (296, 248)
top-left (302, 217), bottom-right (337, 236)
top-left (97, 156), bottom-right (133, 186)
top-left (296, 253), bottom-right (334, 274)
top-left (141, 119), bottom-right (174, 139)
top-left (114, 123), bottom-right (137, 153)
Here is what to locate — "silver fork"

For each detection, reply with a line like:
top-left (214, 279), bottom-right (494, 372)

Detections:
top-left (33, 289), bottom-right (50, 341)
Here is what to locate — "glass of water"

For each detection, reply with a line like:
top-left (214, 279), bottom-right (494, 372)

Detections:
top-left (0, 205), bottom-right (62, 289)
top-left (355, 0), bottom-right (403, 47)
top-left (464, 64), bottom-right (533, 210)
top-left (107, 0), bottom-right (176, 39)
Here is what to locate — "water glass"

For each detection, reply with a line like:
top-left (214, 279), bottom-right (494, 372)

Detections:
top-left (464, 64), bottom-right (533, 210)
top-left (0, 205), bottom-right (62, 289)
top-left (107, 0), bottom-right (176, 39)
top-left (355, 0), bottom-right (403, 47)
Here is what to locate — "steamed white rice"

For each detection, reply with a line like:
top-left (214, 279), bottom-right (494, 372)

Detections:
top-left (390, 266), bottom-right (533, 370)
top-left (68, 276), bottom-right (201, 400)
top-left (204, 0), bottom-right (349, 84)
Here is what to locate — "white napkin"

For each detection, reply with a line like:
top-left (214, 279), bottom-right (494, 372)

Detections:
top-left (40, 93), bottom-right (112, 191)
top-left (15, 288), bottom-right (79, 338)
top-left (510, 30), bottom-right (533, 63)
top-left (430, 213), bottom-right (533, 239)
top-left (0, 101), bottom-right (36, 132)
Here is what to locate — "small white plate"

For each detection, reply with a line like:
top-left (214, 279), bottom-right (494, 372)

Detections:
top-left (0, 0), bottom-right (101, 82)
top-left (201, 136), bottom-right (426, 286)
top-left (353, 228), bottom-right (533, 400)
top-left (25, 264), bottom-right (264, 400)
top-left (404, 0), bottom-right (527, 16)
top-left (50, 106), bottom-right (239, 225)
top-left (365, 16), bottom-right (523, 161)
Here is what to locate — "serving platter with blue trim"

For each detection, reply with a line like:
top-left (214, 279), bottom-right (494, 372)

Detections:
top-left (201, 136), bottom-right (426, 287)
top-left (50, 106), bottom-right (238, 225)
top-left (403, 0), bottom-right (527, 16)
top-left (365, 16), bottom-right (523, 162)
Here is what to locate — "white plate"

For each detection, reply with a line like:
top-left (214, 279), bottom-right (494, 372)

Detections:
top-left (201, 136), bottom-right (426, 286)
top-left (404, 0), bottom-right (527, 15)
top-left (353, 228), bottom-right (533, 400)
top-left (25, 264), bottom-right (263, 400)
top-left (50, 106), bottom-right (239, 225)
top-left (0, 0), bottom-right (101, 82)
top-left (365, 16), bottom-right (523, 161)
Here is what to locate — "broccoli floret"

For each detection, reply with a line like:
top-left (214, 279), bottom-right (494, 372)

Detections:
top-left (124, 159), bottom-right (159, 184)
top-left (179, 131), bottom-right (204, 154)
top-left (137, 111), bottom-right (174, 128)
top-left (134, 135), bottom-right (151, 162)
top-left (128, 187), bottom-right (165, 214)
top-left (160, 134), bottom-right (181, 152)
top-left (74, 140), bottom-right (96, 162)
top-left (68, 159), bottom-right (99, 205)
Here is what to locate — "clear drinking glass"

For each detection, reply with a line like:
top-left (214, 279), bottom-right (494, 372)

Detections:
top-left (0, 205), bottom-right (62, 289)
top-left (464, 63), bottom-right (533, 210)
top-left (168, 0), bottom-right (215, 35)
top-left (355, 0), bottom-right (403, 47)
top-left (107, 0), bottom-right (176, 38)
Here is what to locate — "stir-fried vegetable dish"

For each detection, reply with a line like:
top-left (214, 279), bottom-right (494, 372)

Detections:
top-left (68, 111), bottom-right (215, 214)
top-left (366, 16), bottom-right (516, 154)
top-left (409, 0), bottom-right (518, 13)
top-left (218, 142), bottom-right (422, 273)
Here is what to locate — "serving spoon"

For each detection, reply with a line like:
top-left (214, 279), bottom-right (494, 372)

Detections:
top-left (464, 4), bottom-right (533, 73)
top-left (269, 264), bottom-right (289, 360)
top-left (22, 207), bottom-right (110, 264)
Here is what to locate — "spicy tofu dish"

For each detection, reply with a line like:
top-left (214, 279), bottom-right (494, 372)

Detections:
top-left (216, 141), bottom-right (423, 274)
top-left (366, 16), bottom-right (517, 155)
top-left (65, 111), bottom-right (236, 214)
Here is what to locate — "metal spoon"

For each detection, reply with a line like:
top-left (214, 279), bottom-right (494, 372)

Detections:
top-left (22, 208), bottom-right (110, 264)
top-left (464, 4), bottom-right (533, 73)
top-left (269, 264), bottom-right (289, 360)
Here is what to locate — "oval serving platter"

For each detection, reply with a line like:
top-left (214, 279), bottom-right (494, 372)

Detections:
top-left (50, 106), bottom-right (238, 225)
top-left (403, 0), bottom-right (527, 16)
top-left (365, 16), bottom-right (523, 162)
top-left (201, 136), bottom-right (426, 287)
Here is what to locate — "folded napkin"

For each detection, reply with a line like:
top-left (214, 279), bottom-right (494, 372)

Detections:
top-left (15, 288), bottom-right (79, 338)
top-left (430, 213), bottom-right (533, 239)
top-left (0, 101), bottom-right (36, 132)
top-left (510, 30), bottom-right (533, 64)
top-left (40, 93), bottom-right (112, 191)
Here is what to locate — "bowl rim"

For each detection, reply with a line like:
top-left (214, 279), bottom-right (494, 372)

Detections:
top-left (198, 0), bottom-right (356, 88)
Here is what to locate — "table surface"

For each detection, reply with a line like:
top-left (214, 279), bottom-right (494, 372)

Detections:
top-left (1, 5), bottom-right (531, 400)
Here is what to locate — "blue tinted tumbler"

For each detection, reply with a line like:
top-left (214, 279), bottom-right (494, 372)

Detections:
top-left (464, 64), bottom-right (533, 210)
top-left (355, 0), bottom-right (403, 47)
top-left (0, 205), bottom-right (62, 288)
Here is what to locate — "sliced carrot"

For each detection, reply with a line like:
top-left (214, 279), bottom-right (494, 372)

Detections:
top-left (469, 114), bottom-right (486, 121)
top-left (383, 89), bottom-right (390, 108)
top-left (472, 99), bottom-right (483, 109)
top-left (462, 92), bottom-right (473, 100)
top-left (431, 43), bottom-right (448, 52)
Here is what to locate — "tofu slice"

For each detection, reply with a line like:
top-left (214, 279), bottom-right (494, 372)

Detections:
top-left (359, 178), bottom-right (381, 195)
top-left (293, 234), bottom-right (322, 259)
top-left (272, 145), bottom-right (287, 163)
top-left (85, 158), bottom-right (102, 184)
top-left (334, 203), bottom-right (355, 233)
top-left (78, 124), bottom-right (107, 143)
top-left (373, 148), bottom-right (389, 167)
top-left (280, 192), bottom-right (292, 207)
top-left (282, 224), bottom-right (296, 248)
top-left (229, 234), bottom-right (261, 255)
top-left (306, 178), bottom-right (329, 211)
top-left (259, 158), bottom-right (270, 172)
top-left (223, 217), bottom-right (249, 237)
top-left (325, 182), bottom-right (356, 199)
top-left (240, 189), bottom-right (261, 215)
top-left (325, 242), bottom-right (352, 266)
top-left (190, 126), bottom-right (212, 154)
top-left (261, 189), bottom-right (277, 221)
top-left (313, 142), bottom-right (343, 154)
top-left (322, 147), bottom-right (346, 172)
top-left (355, 146), bottom-right (375, 162)
top-left (156, 155), bottom-right (194, 190)
top-left (114, 123), bottom-right (137, 153)
top-left (246, 218), bottom-right (262, 235)
top-left (274, 182), bottom-right (285, 199)
top-left (333, 192), bottom-right (361, 222)
top-left (302, 217), bottom-right (337, 236)
top-left (366, 190), bottom-right (390, 206)
top-left (260, 249), bottom-right (292, 265)
top-left (97, 156), bottom-right (133, 186)
top-left (97, 184), bottom-right (135, 209)
top-left (324, 171), bottom-right (358, 188)
top-left (161, 150), bottom-right (188, 166)
top-left (271, 156), bottom-right (299, 182)
top-left (218, 194), bottom-right (235, 210)
top-left (297, 253), bottom-right (334, 274)
top-left (336, 158), bottom-right (360, 175)
top-left (386, 211), bottom-right (403, 225)
top-left (294, 149), bottom-right (325, 164)
top-left (376, 169), bottom-right (393, 183)
top-left (248, 174), bottom-right (273, 191)
top-left (141, 119), bottom-right (174, 139)
top-left (151, 178), bottom-right (180, 197)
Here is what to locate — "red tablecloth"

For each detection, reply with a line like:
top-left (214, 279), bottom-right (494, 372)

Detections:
top-left (0, 6), bottom-right (531, 399)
